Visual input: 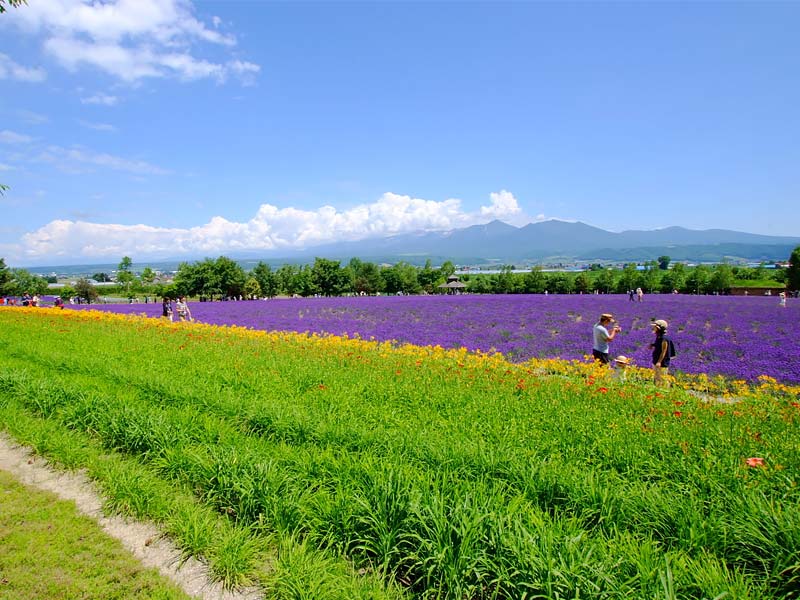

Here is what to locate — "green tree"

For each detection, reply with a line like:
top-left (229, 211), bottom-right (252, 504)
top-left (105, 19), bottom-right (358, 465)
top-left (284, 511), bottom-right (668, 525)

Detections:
top-left (244, 277), bottom-right (261, 299)
top-left (619, 263), bottom-right (639, 294)
top-left (382, 262), bottom-right (420, 295)
top-left (276, 264), bottom-right (299, 296)
top-left (548, 273), bottom-right (574, 294)
top-left (294, 266), bottom-right (318, 297)
top-left (641, 261), bottom-right (661, 293)
top-left (74, 278), bottom-right (99, 304)
top-left (9, 269), bottom-right (48, 297)
top-left (214, 256), bottom-right (247, 299)
top-left (311, 257), bottom-right (349, 296)
top-left (417, 259), bottom-right (438, 294)
top-left (684, 265), bottom-right (710, 294)
top-left (708, 263), bottom-right (734, 294)
top-left (574, 272), bottom-right (592, 294)
top-left (252, 262), bottom-right (279, 298)
top-left (787, 246), bottom-right (800, 292)
top-left (595, 268), bottom-right (617, 294)
top-left (492, 265), bottom-right (517, 294)
top-left (349, 258), bottom-right (383, 295)
top-left (140, 267), bottom-right (156, 286)
top-left (523, 266), bottom-right (547, 294)
top-left (116, 256), bottom-right (135, 296)
top-left (657, 255), bottom-right (671, 270)
top-left (0, 258), bottom-right (12, 295)
top-left (92, 272), bottom-right (112, 282)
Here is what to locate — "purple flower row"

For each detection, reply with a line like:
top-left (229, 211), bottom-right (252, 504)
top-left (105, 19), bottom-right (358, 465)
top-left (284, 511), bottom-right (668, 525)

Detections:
top-left (68, 294), bottom-right (800, 384)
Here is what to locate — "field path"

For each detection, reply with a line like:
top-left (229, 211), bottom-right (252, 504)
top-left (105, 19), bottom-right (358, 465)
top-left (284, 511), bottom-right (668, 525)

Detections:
top-left (0, 432), bottom-right (262, 600)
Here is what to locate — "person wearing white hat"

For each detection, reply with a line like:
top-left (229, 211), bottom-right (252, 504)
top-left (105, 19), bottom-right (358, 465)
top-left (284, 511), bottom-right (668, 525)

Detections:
top-left (650, 319), bottom-right (675, 386)
top-left (612, 355), bottom-right (631, 381)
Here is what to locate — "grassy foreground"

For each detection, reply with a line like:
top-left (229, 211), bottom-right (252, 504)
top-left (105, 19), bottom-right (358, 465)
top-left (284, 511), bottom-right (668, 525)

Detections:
top-left (0, 469), bottom-right (191, 600)
top-left (1, 307), bottom-right (799, 599)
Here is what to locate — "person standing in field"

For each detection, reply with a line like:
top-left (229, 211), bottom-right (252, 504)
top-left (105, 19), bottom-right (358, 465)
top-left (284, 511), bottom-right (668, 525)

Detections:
top-left (175, 296), bottom-right (192, 322)
top-left (592, 313), bottom-right (621, 365)
top-left (779, 291), bottom-right (787, 307)
top-left (650, 319), bottom-right (675, 386)
top-left (636, 287), bottom-right (644, 302)
top-left (162, 297), bottom-right (173, 321)
top-left (612, 355), bottom-right (631, 381)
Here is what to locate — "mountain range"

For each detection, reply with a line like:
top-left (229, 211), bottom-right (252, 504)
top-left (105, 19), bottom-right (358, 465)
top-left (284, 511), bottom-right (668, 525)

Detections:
top-left (269, 220), bottom-right (800, 265)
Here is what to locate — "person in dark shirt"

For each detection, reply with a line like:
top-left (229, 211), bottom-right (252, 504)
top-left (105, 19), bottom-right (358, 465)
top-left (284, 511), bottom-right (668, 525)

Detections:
top-left (650, 319), bottom-right (674, 386)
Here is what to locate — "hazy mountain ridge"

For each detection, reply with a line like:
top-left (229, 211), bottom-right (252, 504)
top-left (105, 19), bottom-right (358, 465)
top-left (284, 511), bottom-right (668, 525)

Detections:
top-left (292, 220), bottom-right (800, 263)
top-left (23, 221), bottom-right (800, 273)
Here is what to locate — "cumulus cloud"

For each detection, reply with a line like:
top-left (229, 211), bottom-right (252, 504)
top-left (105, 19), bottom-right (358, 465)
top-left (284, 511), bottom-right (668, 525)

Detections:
top-left (8, 0), bottom-right (259, 84)
top-left (15, 190), bottom-right (535, 262)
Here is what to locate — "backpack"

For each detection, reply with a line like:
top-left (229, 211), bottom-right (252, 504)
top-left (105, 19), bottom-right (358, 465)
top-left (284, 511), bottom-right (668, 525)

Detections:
top-left (668, 339), bottom-right (677, 358)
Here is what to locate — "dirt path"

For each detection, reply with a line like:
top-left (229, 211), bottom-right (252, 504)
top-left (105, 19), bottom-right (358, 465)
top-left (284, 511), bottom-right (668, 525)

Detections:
top-left (0, 432), bottom-right (262, 600)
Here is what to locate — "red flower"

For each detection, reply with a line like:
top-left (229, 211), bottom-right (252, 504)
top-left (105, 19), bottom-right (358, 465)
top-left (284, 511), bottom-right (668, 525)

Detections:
top-left (598, 387), bottom-right (608, 393)
top-left (745, 457), bottom-right (765, 468)
top-left (672, 411), bottom-right (682, 417)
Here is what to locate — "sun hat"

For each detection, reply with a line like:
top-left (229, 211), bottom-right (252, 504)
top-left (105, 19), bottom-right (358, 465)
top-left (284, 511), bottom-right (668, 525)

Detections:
top-left (614, 355), bottom-right (630, 365)
top-left (600, 313), bottom-right (614, 320)
top-left (652, 319), bottom-right (668, 330)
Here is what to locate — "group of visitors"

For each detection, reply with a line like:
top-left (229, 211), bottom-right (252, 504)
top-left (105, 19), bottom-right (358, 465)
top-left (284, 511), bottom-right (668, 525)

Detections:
top-left (592, 312), bottom-right (676, 386)
top-left (161, 296), bottom-right (192, 322)
top-left (627, 287), bottom-right (644, 302)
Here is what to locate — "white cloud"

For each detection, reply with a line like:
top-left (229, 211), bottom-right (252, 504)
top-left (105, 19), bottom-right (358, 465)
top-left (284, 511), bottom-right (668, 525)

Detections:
top-left (9, 0), bottom-right (258, 84)
top-left (77, 120), bottom-right (117, 132)
top-left (0, 53), bottom-right (46, 82)
top-left (0, 130), bottom-right (35, 145)
top-left (0, 163), bottom-right (15, 171)
top-left (81, 93), bottom-right (120, 106)
top-left (13, 191), bottom-right (538, 262)
top-left (37, 145), bottom-right (169, 175)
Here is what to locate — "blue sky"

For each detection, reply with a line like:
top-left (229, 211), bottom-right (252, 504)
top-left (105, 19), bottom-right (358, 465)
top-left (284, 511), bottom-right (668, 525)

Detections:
top-left (1, 0), bottom-right (798, 267)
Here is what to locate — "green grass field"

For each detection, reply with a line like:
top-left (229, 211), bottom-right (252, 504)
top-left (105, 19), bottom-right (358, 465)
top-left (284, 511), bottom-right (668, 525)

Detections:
top-left (0, 469), bottom-right (192, 600)
top-left (1, 307), bottom-right (799, 599)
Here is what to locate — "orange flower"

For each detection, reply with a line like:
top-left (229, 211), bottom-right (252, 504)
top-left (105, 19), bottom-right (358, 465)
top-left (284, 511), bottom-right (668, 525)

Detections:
top-left (745, 457), bottom-right (765, 468)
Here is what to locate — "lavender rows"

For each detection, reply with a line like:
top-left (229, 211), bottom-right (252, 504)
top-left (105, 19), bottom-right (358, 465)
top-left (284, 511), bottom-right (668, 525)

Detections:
top-left (69, 294), bottom-right (800, 384)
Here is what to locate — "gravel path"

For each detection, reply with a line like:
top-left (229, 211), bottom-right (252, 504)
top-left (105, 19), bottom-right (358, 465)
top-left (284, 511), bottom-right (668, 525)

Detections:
top-left (0, 432), bottom-right (263, 600)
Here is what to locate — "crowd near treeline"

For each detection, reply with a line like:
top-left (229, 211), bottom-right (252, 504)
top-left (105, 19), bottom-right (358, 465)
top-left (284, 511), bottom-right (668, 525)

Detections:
top-left (1, 247), bottom-right (799, 304)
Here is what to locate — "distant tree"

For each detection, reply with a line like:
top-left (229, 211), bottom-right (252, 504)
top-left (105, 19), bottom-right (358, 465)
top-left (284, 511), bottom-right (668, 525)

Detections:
top-left (619, 264), bottom-right (639, 293)
top-left (252, 262), bottom-right (279, 298)
top-left (116, 256), bottom-right (135, 295)
top-left (349, 259), bottom-right (383, 295)
top-left (684, 265), bottom-right (710, 294)
top-left (709, 263), bottom-right (734, 294)
top-left (244, 277), bottom-right (261, 299)
top-left (657, 255), bottom-right (671, 270)
top-left (294, 266), bottom-right (318, 297)
top-left (276, 264), bottom-right (299, 296)
top-left (439, 261), bottom-right (456, 280)
top-left (9, 268), bottom-right (48, 297)
top-left (74, 278), bottom-right (99, 304)
top-left (787, 245), bottom-right (800, 291)
top-left (492, 265), bottom-right (517, 294)
top-left (140, 267), bottom-right (156, 285)
top-left (595, 268), bottom-right (617, 294)
top-left (548, 273), bottom-right (574, 294)
top-left (92, 272), bottom-right (112, 283)
top-left (641, 261), bottom-right (661, 293)
top-left (574, 272), bottom-right (592, 294)
top-left (311, 257), bottom-right (349, 296)
top-left (523, 266), bottom-right (547, 294)
top-left (382, 262), bottom-right (420, 295)
top-left (214, 256), bottom-right (247, 299)
top-left (0, 258), bottom-right (12, 295)
top-left (417, 259), bottom-right (438, 294)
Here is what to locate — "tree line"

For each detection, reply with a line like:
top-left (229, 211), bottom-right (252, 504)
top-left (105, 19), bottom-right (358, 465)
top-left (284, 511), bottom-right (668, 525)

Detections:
top-left (2, 248), bottom-right (799, 303)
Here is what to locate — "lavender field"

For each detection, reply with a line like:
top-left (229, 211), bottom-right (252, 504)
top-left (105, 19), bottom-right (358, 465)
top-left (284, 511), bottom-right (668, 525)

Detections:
top-left (72, 293), bottom-right (799, 384)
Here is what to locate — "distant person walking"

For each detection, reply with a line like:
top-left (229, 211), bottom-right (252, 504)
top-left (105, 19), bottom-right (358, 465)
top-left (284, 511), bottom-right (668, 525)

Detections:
top-left (628, 289), bottom-right (635, 301)
top-left (175, 296), bottom-right (192, 322)
top-left (779, 291), bottom-right (787, 307)
top-left (592, 313), bottom-right (621, 365)
top-left (650, 319), bottom-right (676, 386)
top-left (636, 287), bottom-right (644, 302)
top-left (162, 297), bottom-right (173, 322)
